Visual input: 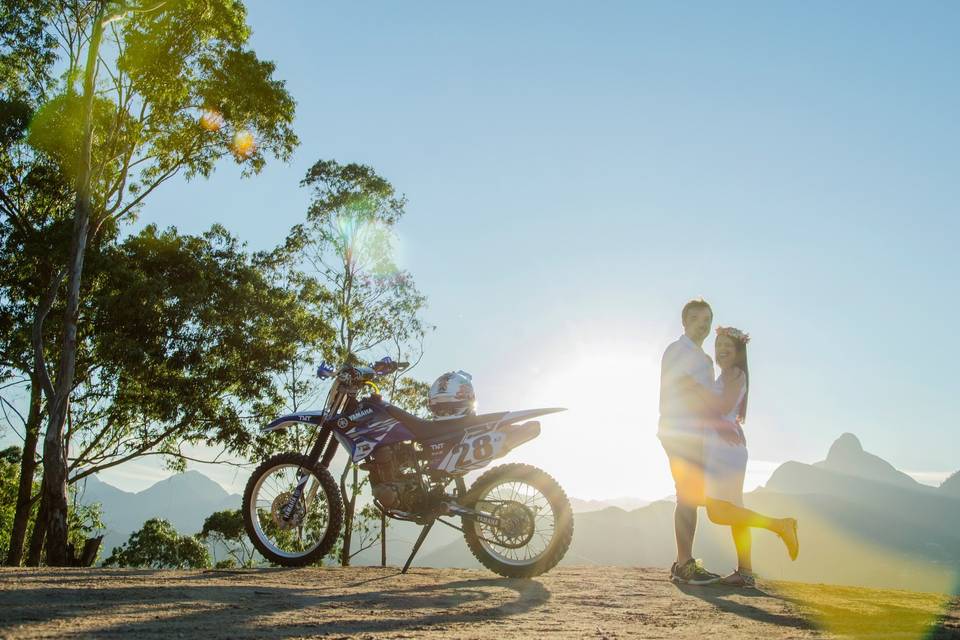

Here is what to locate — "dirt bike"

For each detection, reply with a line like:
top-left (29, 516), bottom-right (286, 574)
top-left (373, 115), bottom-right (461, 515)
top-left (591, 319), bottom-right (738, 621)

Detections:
top-left (242, 357), bottom-right (573, 578)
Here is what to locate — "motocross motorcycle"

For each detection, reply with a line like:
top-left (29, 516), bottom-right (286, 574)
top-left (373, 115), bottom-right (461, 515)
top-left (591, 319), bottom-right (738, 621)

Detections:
top-left (242, 357), bottom-right (573, 578)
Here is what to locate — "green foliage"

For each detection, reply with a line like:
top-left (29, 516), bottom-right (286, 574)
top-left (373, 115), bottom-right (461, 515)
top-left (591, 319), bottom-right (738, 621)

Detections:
top-left (18, 0), bottom-right (298, 225)
top-left (289, 159), bottom-right (429, 366)
top-left (66, 498), bottom-right (103, 559)
top-left (104, 518), bottom-right (210, 569)
top-left (386, 377), bottom-right (430, 417)
top-left (0, 0), bottom-right (59, 100)
top-left (67, 224), bottom-right (327, 479)
top-left (199, 509), bottom-right (253, 567)
top-left (0, 448), bottom-right (20, 559)
top-left (27, 93), bottom-right (138, 197)
top-left (0, 451), bottom-right (98, 564)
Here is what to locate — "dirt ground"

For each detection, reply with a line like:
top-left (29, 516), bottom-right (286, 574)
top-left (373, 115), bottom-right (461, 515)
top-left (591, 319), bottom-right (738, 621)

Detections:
top-left (0, 566), bottom-right (957, 639)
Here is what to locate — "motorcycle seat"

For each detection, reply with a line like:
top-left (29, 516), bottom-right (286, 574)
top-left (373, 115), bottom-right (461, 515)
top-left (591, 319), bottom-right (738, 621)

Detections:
top-left (383, 405), bottom-right (508, 441)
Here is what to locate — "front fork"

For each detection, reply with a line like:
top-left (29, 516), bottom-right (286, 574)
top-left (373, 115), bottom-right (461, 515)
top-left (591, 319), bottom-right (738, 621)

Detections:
top-left (281, 423), bottom-right (340, 520)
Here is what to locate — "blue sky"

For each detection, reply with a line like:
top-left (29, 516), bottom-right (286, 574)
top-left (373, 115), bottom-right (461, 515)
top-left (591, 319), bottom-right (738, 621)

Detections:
top-left (8, 1), bottom-right (958, 499)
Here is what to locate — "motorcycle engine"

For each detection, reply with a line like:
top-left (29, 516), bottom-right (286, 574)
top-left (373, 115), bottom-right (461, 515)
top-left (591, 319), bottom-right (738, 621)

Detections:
top-left (366, 443), bottom-right (424, 512)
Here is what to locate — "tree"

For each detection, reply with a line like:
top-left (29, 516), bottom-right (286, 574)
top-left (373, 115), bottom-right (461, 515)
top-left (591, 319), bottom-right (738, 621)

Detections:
top-left (103, 518), bottom-right (210, 569)
top-left (2, 221), bottom-right (322, 565)
top-left (67, 225), bottom-right (324, 482)
top-left (199, 509), bottom-right (254, 568)
top-left (0, 46), bottom-right (78, 567)
top-left (14, 0), bottom-right (297, 565)
top-left (1, 445), bottom-right (102, 565)
top-left (285, 159), bottom-right (430, 565)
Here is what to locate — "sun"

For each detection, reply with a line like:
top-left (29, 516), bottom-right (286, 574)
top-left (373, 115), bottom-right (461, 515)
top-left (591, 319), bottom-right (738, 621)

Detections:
top-left (518, 344), bottom-right (674, 500)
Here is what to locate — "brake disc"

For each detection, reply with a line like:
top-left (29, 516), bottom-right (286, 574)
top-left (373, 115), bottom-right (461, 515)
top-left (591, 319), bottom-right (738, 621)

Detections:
top-left (490, 501), bottom-right (536, 548)
top-left (271, 491), bottom-right (305, 530)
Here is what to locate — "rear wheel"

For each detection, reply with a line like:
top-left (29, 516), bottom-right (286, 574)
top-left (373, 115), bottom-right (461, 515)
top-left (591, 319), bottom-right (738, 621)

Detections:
top-left (242, 452), bottom-right (343, 566)
top-left (461, 463), bottom-right (573, 578)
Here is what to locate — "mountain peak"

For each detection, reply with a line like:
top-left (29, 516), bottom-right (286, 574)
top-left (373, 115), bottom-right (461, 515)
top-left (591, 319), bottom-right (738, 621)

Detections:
top-left (814, 433), bottom-right (920, 489)
top-left (138, 469), bottom-right (230, 502)
top-left (827, 433), bottom-right (863, 458)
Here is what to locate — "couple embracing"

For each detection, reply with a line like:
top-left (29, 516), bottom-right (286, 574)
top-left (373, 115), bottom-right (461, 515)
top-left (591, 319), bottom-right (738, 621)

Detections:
top-left (658, 299), bottom-right (799, 588)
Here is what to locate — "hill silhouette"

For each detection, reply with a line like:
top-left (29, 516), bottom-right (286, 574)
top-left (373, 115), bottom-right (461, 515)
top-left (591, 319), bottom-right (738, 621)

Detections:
top-left (812, 432), bottom-right (924, 489)
top-left (78, 473), bottom-right (646, 566)
top-left (942, 471), bottom-right (960, 497)
top-left (79, 471), bottom-right (242, 557)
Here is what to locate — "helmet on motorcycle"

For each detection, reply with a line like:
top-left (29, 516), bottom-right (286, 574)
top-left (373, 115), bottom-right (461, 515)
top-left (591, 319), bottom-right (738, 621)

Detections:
top-left (428, 371), bottom-right (476, 419)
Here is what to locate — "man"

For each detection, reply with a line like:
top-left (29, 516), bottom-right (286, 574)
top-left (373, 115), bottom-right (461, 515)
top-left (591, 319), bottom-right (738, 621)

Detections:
top-left (658, 298), bottom-right (721, 585)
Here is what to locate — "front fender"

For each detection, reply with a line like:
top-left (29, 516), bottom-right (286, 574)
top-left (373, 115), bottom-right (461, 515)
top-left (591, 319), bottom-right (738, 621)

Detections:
top-left (260, 410), bottom-right (326, 434)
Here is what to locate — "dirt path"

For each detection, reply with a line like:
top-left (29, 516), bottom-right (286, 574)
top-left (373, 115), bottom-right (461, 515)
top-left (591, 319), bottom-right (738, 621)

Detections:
top-left (0, 566), bottom-right (956, 639)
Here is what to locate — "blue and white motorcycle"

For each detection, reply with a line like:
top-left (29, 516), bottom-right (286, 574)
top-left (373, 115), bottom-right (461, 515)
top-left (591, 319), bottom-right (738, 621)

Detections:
top-left (242, 358), bottom-right (573, 577)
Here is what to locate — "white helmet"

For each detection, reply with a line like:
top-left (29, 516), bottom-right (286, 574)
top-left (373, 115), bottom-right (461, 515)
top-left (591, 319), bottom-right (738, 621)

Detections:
top-left (428, 371), bottom-right (476, 419)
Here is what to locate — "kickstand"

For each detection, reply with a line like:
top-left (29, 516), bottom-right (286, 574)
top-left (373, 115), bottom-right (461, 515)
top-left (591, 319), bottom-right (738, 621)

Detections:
top-left (401, 519), bottom-right (435, 574)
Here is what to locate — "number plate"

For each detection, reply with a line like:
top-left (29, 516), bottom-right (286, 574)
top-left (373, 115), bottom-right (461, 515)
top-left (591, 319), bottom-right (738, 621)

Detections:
top-left (438, 425), bottom-right (506, 473)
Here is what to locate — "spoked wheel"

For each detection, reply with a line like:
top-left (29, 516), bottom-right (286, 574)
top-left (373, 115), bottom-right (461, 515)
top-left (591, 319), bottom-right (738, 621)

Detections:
top-left (242, 452), bottom-right (343, 566)
top-left (461, 463), bottom-right (573, 578)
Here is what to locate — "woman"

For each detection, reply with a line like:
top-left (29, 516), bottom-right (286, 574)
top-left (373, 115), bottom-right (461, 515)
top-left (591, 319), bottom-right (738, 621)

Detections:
top-left (688, 326), bottom-right (799, 588)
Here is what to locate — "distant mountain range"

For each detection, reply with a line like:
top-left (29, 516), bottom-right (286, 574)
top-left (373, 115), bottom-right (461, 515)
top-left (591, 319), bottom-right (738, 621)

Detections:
top-left (78, 470), bottom-right (242, 559)
top-left (78, 474), bottom-right (649, 563)
top-left (80, 433), bottom-right (960, 592)
top-left (569, 497), bottom-right (650, 513)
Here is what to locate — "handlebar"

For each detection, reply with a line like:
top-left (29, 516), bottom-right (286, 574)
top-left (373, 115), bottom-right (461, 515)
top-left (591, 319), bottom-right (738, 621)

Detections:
top-left (316, 357), bottom-right (409, 381)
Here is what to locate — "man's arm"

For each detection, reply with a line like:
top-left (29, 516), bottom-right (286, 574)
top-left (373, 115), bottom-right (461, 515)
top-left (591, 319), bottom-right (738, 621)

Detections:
top-left (681, 371), bottom-right (745, 416)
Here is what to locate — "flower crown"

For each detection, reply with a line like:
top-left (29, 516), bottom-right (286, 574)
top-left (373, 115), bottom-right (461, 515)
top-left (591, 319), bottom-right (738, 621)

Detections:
top-left (716, 326), bottom-right (751, 344)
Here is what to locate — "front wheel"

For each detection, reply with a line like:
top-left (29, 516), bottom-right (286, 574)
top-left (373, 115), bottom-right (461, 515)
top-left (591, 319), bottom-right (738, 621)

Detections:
top-left (242, 452), bottom-right (343, 566)
top-left (461, 463), bottom-right (573, 578)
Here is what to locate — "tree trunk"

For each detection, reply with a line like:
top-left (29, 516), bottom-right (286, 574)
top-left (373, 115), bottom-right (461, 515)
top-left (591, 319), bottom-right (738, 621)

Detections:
top-left (339, 464), bottom-right (357, 566)
top-left (26, 494), bottom-right (48, 566)
top-left (40, 8), bottom-right (103, 567)
top-left (5, 378), bottom-right (43, 566)
top-left (380, 511), bottom-right (386, 567)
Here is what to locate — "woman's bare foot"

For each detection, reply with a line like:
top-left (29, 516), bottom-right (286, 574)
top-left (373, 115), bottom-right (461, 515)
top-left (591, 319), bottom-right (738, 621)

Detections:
top-left (776, 518), bottom-right (799, 560)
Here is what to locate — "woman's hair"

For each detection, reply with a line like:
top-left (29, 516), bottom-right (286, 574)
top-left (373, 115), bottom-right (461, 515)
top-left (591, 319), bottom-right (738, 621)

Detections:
top-left (733, 340), bottom-right (749, 423)
top-left (717, 330), bottom-right (749, 423)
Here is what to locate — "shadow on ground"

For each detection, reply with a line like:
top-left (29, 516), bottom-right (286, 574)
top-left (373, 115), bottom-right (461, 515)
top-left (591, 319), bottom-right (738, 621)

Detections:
top-left (675, 582), bottom-right (814, 631)
top-left (0, 569), bottom-right (550, 638)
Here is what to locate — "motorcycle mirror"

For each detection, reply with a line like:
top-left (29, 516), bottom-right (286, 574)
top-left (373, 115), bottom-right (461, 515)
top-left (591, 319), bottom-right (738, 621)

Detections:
top-left (316, 363), bottom-right (335, 379)
top-left (372, 356), bottom-right (394, 374)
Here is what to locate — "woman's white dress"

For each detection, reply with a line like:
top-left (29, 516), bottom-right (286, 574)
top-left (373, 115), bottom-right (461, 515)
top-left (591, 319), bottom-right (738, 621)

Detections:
top-left (703, 379), bottom-right (748, 506)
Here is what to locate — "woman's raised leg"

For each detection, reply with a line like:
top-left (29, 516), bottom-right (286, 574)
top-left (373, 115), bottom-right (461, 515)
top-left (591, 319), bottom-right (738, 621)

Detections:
top-left (706, 498), bottom-right (798, 560)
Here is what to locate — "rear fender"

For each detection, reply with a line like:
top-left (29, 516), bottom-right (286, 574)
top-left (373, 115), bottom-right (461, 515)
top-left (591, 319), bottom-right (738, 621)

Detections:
top-left (434, 408), bottom-right (565, 474)
top-left (496, 407), bottom-right (565, 426)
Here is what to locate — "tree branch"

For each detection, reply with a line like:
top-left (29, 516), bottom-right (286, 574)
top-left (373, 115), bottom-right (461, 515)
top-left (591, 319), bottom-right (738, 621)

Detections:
top-left (32, 268), bottom-right (67, 402)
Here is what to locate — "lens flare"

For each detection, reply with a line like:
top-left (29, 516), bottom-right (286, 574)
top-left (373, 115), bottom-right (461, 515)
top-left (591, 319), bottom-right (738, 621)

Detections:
top-left (231, 129), bottom-right (256, 159)
top-left (755, 504), bottom-right (957, 639)
top-left (199, 109), bottom-right (224, 132)
top-left (334, 205), bottom-right (399, 276)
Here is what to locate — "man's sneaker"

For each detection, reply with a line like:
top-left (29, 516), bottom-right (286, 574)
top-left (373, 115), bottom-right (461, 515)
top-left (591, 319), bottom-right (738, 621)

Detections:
top-left (670, 559), bottom-right (720, 585)
top-left (719, 569), bottom-right (757, 589)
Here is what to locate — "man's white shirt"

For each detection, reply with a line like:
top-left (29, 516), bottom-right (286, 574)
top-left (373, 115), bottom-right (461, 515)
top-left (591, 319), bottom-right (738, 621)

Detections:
top-left (658, 334), bottom-right (715, 435)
